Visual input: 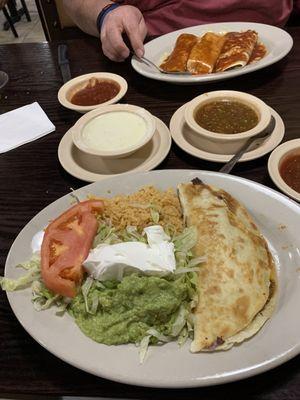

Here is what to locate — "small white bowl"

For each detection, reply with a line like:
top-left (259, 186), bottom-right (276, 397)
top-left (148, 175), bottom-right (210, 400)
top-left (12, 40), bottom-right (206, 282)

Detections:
top-left (184, 90), bottom-right (272, 154)
top-left (268, 139), bottom-right (300, 202)
top-left (58, 72), bottom-right (128, 113)
top-left (72, 104), bottom-right (156, 159)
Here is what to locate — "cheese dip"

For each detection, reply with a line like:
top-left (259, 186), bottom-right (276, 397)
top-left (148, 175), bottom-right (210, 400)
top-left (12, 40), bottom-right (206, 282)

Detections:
top-left (82, 111), bottom-right (147, 152)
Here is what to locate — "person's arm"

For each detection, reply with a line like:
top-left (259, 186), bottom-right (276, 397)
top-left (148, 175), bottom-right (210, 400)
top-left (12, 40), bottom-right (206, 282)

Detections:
top-left (63, 0), bottom-right (109, 37)
top-left (63, 0), bottom-right (147, 61)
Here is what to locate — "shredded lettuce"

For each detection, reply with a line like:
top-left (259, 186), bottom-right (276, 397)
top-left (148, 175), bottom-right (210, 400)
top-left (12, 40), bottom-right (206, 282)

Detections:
top-left (147, 328), bottom-right (171, 342)
top-left (0, 255), bottom-right (69, 314)
top-left (31, 280), bottom-right (70, 314)
top-left (173, 226), bottom-right (198, 253)
top-left (0, 256), bottom-right (40, 291)
top-left (81, 276), bottom-right (94, 313)
top-left (120, 226), bottom-right (147, 243)
top-left (150, 208), bottom-right (160, 224)
top-left (139, 334), bottom-right (151, 363)
top-left (139, 328), bottom-right (171, 363)
top-left (174, 267), bottom-right (200, 274)
top-left (32, 281), bottom-right (60, 311)
top-left (93, 224), bottom-right (121, 247)
top-left (170, 305), bottom-right (188, 337)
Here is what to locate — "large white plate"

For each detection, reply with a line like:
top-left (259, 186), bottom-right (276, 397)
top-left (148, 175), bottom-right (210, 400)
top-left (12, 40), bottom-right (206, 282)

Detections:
top-left (5, 170), bottom-right (300, 388)
top-left (131, 22), bottom-right (293, 84)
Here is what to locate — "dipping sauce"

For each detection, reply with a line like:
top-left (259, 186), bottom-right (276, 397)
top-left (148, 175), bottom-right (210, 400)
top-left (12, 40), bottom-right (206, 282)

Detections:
top-left (70, 78), bottom-right (120, 106)
top-left (279, 153), bottom-right (300, 193)
top-left (194, 100), bottom-right (259, 134)
top-left (82, 111), bottom-right (147, 152)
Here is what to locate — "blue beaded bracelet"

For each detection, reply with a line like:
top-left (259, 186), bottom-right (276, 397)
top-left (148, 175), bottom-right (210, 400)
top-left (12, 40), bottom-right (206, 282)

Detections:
top-left (96, 3), bottom-right (120, 32)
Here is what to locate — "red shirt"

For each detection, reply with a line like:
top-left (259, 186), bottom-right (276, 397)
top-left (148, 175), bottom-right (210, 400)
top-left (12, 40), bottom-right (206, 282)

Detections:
top-left (120, 0), bottom-right (299, 36)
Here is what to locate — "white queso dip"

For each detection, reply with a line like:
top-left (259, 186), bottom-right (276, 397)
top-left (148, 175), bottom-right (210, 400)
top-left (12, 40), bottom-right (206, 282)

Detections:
top-left (82, 111), bottom-right (147, 152)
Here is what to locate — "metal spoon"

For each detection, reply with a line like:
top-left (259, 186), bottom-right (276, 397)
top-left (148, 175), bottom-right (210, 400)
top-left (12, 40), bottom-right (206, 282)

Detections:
top-left (131, 52), bottom-right (192, 75)
top-left (219, 116), bottom-right (276, 174)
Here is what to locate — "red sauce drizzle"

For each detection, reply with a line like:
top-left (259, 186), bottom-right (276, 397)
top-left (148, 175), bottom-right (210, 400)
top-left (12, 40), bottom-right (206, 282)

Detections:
top-left (249, 43), bottom-right (267, 64)
top-left (279, 153), bottom-right (300, 193)
top-left (71, 78), bottom-right (120, 106)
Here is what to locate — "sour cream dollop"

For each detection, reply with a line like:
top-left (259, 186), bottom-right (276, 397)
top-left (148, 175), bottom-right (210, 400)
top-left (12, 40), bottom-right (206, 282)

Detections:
top-left (31, 230), bottom-right (45, 253)
top-left (83, 225), bottom-right (176, 281)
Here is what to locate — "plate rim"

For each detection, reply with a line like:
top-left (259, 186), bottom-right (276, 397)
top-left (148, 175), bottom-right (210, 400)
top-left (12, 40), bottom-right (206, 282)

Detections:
top-left (131, 22), bottom-right (293, 84)
top-left (5, 169), bottom-right (300, 388)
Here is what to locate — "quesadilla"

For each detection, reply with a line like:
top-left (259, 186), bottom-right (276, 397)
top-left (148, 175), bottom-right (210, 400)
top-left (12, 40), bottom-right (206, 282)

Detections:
top-left (178, 180), bottom-right (277, 352)
top-left (215, 30), bottom-right (258, 72)
top-left (160, 33), bottom-right (198, 72)
top-left (187, 32), bottom-right (226, 75)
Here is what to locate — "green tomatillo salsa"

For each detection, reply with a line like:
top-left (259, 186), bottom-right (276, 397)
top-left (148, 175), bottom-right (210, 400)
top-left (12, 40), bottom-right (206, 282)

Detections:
top-left (194, 99), bottom-right (259, 134)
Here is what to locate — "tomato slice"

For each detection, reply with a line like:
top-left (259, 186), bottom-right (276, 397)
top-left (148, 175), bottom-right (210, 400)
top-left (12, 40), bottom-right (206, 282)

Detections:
top-left (41, 200), bottom-right (103, 298)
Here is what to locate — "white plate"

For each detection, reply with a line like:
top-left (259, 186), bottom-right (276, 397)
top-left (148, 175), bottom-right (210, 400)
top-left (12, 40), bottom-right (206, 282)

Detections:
top-left (170, 104), bottom-right (284, 162)
top-left (5, 170), bottom-right (300, 388)
top-left (58, 117), bottom-right (171, 182)
top-left (131, 22), bottom-right (293, 84)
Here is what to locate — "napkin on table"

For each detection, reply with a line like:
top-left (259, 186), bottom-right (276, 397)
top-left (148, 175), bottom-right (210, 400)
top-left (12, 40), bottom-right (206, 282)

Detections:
top-left (0, 102), bottom-right (55, 153)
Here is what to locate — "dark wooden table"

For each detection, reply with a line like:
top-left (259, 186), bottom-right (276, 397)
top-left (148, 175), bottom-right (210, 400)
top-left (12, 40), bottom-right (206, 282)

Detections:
top-left (0, 27), bottom-right (300, 399)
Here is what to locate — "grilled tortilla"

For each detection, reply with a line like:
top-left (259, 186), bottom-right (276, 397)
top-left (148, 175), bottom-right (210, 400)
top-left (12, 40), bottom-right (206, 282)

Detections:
top-left (187, 32), bottom-right (226, 75)
top-left (178, 181), bottom-right (277, 352)
top-left (215, 30), bottom-right (258, 72)
top-left (160, 33), bottom-right (198, 72)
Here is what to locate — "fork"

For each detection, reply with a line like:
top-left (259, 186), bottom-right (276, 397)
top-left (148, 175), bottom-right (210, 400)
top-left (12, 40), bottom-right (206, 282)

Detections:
top-left (131, 52), bottom-right (192, 75)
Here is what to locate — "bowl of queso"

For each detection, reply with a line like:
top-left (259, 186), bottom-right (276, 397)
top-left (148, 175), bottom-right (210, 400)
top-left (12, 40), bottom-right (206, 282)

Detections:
top-left (184, 90), bottom-right (271, 154)
top-left (268, 139), bottom-right (300, 202)
top-left (58, 72), bottom-right (128, 113)
top-left (71, 104), bottom-right (156, 158)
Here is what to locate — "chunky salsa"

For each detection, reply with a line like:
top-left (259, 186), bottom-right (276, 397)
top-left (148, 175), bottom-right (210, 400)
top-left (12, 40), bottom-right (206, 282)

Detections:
top-left (280, 152), bottom-right (300, 193)
top-left (70, 78), bottom-right (120, 106)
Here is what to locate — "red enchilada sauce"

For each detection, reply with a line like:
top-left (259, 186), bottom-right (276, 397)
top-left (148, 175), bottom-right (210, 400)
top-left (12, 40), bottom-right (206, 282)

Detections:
top-left (249, 43), bottom-right (267, 64)
top-left (71, 78), bottom-right (120, 106)
top-left (280, 153), bottom-right (300, 193)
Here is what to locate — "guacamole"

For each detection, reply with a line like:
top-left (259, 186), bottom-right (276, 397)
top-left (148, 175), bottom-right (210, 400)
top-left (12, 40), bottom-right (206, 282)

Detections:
top-left (69, 274), bottom-right (190, 345)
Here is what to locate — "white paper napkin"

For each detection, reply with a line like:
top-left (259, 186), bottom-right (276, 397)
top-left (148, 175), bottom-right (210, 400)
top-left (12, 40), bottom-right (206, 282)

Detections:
top-left (0, 102), bottom-right (55, 153)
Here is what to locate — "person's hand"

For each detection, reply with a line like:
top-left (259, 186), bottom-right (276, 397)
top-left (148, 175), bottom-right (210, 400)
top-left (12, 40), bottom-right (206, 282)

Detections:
top-left (100, 5), bottom-right (147, 62)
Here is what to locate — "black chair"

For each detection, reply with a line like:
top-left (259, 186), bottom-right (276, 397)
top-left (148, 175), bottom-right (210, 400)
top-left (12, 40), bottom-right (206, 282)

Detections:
top-left (2, 5), bottom-right (18, 37)
top-left (1, 0), bottom-right (31, 38)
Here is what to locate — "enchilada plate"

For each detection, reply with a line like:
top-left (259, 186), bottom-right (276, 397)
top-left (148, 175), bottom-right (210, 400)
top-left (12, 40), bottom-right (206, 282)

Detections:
top-left (131, 22), bottom-right (293, 84)
top-left (4, 170), bottom-right (300, 388)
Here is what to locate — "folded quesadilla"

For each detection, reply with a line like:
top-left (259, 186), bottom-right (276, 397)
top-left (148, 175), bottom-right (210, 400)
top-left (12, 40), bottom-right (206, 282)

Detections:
top-left (215, 30), bottom-right (258, 72)
top-left (160, 33), bottom-right (198, 72)
top-left (178, 180), bottom-right (277, 352)
top-left (187, 32), bottom-right (226, 75)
